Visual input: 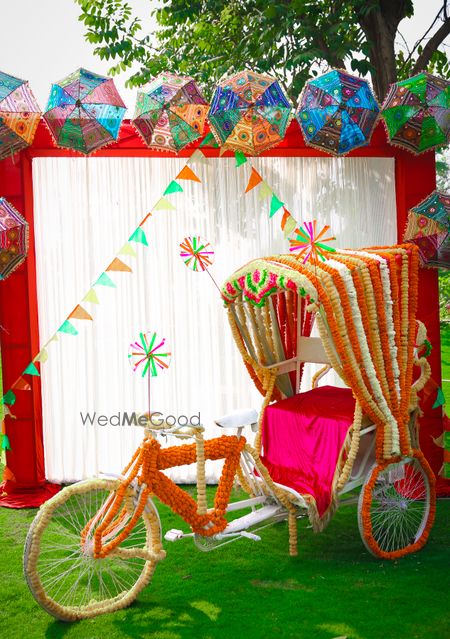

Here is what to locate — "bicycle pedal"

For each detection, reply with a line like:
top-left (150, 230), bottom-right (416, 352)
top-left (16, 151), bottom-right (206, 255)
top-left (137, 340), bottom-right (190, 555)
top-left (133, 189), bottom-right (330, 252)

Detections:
top-left (240, 531), bottom-right (261, 541)
top-left (164, 529), bottom-right (185, 541)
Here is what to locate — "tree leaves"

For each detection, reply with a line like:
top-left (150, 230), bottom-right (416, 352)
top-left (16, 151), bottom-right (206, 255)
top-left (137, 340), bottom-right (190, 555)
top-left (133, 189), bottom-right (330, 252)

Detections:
top-left (76, 0), bottom-right (450, 100)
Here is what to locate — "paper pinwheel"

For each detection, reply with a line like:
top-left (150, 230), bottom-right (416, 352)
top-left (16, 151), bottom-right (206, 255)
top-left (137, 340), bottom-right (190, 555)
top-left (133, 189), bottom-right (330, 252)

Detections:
top-left (289, 221), bottom-right (336, 263)
top-left (179, 236), bottom-right (215, 272)
top-left (0, 71), bottom-right (41, 160)
top-left (128, 332), bottom-right (171, 378)
top-left (0, 198), bottom-right (28, 279)
top-left (296, 69), bottom-right (379, 156)
top-left (382, 72), bottom-right (450, 154)
top-left (208, 70), bottom-right (292, 155)
top-left (132, 73), bottom-right (208, 152)
top-left (403, 190), bottom-right (450, 268)
top-left (44, 68), bottom-right (126, 155)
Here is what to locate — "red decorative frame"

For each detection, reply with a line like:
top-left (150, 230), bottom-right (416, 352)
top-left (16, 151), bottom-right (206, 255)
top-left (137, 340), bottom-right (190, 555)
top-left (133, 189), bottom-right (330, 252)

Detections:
top-left (0, 120), bottom-right (446, 506)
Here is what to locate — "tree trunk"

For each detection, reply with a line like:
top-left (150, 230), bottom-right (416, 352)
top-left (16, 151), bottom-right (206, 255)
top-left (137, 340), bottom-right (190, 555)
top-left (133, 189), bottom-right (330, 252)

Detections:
top-left (358, 1), bottom-right (412, 100)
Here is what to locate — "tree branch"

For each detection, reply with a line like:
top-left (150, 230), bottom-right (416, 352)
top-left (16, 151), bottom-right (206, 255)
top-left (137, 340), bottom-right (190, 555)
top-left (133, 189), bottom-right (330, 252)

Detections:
top-left (412, 15), bottom-right (450, 73)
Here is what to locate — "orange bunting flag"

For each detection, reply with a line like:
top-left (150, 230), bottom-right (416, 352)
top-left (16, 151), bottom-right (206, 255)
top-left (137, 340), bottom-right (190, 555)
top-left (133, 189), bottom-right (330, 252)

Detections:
top-left (69, 305), bottom-right (93, 321)
top-left (245, 168), bottom-right (263, 193)
top-left (176, 165), bottom-right (201, 183)
top-left (2, 466), bottom-right (15, 482)
top-left (12, 377), bottom-right (31, 391)
top-left (106, 258), bottom-right (132, 273)
top-left (280, 208), bottom-right (297, 238)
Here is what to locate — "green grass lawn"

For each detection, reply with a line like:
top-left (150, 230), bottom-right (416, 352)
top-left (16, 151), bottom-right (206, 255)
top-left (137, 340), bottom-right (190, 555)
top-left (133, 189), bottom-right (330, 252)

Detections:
top-left (440, 322), bottom-right (450, 405)
top-left (1, 487), bottom-right (449, 639)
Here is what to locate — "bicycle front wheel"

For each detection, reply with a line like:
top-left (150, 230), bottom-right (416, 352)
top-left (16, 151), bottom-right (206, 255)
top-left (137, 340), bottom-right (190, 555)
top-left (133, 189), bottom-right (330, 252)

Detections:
top-left (24, 478), bottom-right (164, 621)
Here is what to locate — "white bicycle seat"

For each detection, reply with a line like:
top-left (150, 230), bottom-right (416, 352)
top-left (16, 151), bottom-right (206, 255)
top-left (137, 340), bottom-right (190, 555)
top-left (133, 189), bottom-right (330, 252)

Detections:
top-left (215, 409), bottom-right (258, 430)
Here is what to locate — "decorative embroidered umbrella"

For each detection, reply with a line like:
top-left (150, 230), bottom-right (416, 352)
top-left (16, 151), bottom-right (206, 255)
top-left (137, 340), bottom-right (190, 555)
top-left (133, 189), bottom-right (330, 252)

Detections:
top-left (208, 70), bottom-right (292, 155)
top-left (403, 191), bottom-right (450, 267)
top-left (0, 71), bottom-right (41, 160)
top-left (132, 73), bottom-right (208, 152)
top-left (296, 69), bottom-right (379, 156)
top-left (0, 198), bottom-right (28, 279)
top-left (382, 72), bottom-right (450, 154)
top-left (44, 68), bottom-right (126, 155)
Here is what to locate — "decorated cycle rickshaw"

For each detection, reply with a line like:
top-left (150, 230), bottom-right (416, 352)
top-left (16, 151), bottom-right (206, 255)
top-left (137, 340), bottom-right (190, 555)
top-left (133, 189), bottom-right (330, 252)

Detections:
top-left (23, 242), bottom-right (435, 621)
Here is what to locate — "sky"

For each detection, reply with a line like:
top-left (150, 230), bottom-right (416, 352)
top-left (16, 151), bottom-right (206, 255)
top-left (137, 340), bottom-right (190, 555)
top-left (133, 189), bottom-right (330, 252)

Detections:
top-left (1, 0), bottom-right (447, 111)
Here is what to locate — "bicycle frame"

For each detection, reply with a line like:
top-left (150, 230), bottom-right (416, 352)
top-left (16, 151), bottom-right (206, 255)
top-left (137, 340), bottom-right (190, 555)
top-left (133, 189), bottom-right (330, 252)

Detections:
top-left (83, 433), bottom-right (249, 559)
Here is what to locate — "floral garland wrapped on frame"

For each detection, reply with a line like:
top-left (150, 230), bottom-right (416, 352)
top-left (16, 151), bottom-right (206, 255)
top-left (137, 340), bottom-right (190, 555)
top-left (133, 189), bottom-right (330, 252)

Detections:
top-left (221, 244), bottom-right (435, 551)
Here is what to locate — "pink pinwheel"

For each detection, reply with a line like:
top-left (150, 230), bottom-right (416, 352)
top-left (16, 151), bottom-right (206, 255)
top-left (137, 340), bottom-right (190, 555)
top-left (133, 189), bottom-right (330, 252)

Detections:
top-left (128, 332), bottom-right (171, 378)
top-left (289, 221), bottom-right (336, 263)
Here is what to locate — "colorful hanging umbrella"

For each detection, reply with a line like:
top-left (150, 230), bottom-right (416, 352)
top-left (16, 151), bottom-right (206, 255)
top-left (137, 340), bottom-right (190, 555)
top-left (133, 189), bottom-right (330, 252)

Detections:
top-left (0, 71), bottom-right (41, 161)
top-left (208, 70), bottom-right (292, 155)
top-left (381, 72), bottom-right (450, 154)
top-left (44, 68), bottom-right (126, 155)
top-left (0, 198), bottom-right (28, 279)
top-left (132, 73), bottom-right (208, 152)
top-left (128, 332), bottom-right (171, 378)
top-left (403, 191), bottom-right (450, 267)
top-left (296, 69), bottom-right (379, 156)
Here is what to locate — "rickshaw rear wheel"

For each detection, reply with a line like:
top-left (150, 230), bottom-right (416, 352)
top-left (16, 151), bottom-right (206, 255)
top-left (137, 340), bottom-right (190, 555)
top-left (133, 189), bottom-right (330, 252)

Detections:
top-left (357, 450), bottom-right (436, 559)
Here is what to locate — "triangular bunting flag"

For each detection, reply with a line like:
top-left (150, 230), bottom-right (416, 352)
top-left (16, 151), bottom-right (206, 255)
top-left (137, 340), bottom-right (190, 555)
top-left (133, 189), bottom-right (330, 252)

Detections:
top-left (188, 149), bottom-right (209, 165)
top-left (58, 320), bottom-right (78, 336)
top-left (269, 194), bottom-right (284, 218)
top-left (1, 434), bottom-right (11, 451)
top-left (164, 180), bottom-right (184, 196)
top-left (95, 272), bottom-right (116, 287)
top-left (432, 386), bottom-right (446, 409)
top-left (69, 305), bottom-right (93, 321)
top-left (47, 334), bottom-right (59, 344)
top-left (129, 227), bottom-right (148, 246)
top-left (245, 168), bottom-right (263, 193)
top-left (34, 348), bottom-right (48, 363)
top-left (177, 166), bottom-right (201, 183)
top-left (12, 377), bottom-right (31, 391)
top-left (107, 258), bottom-right (132, 273)
top-left (259, 181), bottom-right (272, 200)
top-left (118, 243), bottom-right (137, 258)
top-left (83, 288), bottom-right (100, 304)
top-left (2, 466), bottom-right (15, 482)
top-left (219, 146), bottom-right (227, 157)
top-left (199, 132), bottom-right (217, 148)
top-left (153, 197), bottom-right (176, 211)
top-left (281, 208), bottom-right (297, 238)
top-left (1, 405), bottom-right (15, 419)
top-left (235, 150), bottom-right (247, 167)
top-left (23, 362), bottom-right (40, 377)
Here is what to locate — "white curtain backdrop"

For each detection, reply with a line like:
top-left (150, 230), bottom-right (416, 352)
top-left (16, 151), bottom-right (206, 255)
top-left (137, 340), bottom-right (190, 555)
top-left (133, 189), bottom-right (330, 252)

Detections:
top-left (32, 156), bottom-right (396, 483)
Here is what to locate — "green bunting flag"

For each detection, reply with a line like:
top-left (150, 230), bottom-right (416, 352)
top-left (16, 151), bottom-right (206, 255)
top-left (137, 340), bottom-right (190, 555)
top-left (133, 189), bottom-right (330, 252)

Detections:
top-left (23, 362), bottom-right (40, 377)
top-left (1, 390), bottom-right (16, 406)
top-left (1, 433), bottom-right (11, 451)
top-left (200, 132), bottom-right (218, 147)
top-left (164, 181), bottom-right (184, 196)
top-left (58, 320), bottom-right (78, 336)
top-left (432, 386), bottom-right (446, 409)
top-left (269, 194), bottom-right (284, 218)
top-left (129, 227), bottom-right (149, 246)
top-left (95, 273), bottom-right (116, 288)
top-left (235, 151), bottom-right (247, 167)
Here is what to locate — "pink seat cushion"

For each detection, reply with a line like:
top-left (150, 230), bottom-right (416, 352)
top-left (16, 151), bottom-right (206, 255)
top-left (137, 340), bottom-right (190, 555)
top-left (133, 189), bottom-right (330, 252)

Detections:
top-left (261, 385), bottom-right (355, 517)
